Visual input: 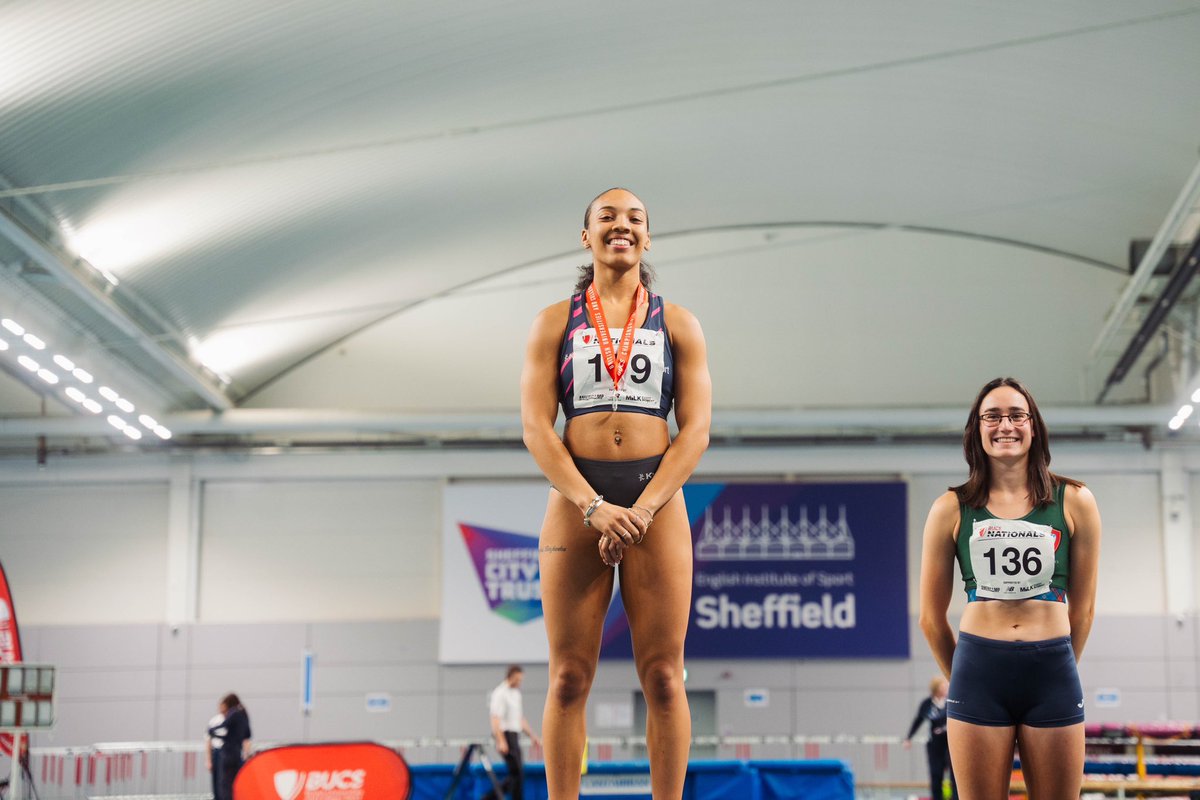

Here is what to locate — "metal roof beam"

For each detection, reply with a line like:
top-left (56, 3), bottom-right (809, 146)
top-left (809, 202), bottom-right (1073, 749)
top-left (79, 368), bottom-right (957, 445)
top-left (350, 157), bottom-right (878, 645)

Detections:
top-left (0, 195), bottom-right (231, 410)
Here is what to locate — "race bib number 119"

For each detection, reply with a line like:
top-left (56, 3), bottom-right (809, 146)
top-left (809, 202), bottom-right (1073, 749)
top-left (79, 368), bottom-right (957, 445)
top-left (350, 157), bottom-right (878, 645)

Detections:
top-left (571, 328), bottom-right (665, 411)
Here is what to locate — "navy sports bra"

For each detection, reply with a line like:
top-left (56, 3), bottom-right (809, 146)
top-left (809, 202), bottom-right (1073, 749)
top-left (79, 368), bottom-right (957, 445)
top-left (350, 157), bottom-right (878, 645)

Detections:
top-left (558, 290), bottom-right (675, 420)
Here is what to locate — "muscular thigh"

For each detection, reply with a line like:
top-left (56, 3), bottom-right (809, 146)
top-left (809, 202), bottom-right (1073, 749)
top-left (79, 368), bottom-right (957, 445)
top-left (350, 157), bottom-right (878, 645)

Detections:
top-left (618, 490), bottom-right (693, 656)
top-left (539, 489), bottom-right (615, 657)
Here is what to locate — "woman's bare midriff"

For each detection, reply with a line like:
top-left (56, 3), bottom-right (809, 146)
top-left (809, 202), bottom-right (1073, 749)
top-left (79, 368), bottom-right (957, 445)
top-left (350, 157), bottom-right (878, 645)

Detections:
top-left (564, 410), bottom-right (670, 461)
top-left (960, 597), bottom-right (1070, 641)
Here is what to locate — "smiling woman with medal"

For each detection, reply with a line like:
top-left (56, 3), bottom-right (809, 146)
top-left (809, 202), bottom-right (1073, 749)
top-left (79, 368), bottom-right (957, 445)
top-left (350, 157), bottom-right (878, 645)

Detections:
top-left (521, 187), bottom-right (711, 799)
top-left (919, 377), bottom-right (1101, 799)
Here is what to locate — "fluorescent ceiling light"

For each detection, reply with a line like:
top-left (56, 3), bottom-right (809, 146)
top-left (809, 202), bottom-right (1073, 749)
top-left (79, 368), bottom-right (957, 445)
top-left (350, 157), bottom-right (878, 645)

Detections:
top-left (53, 355), bottom-right (75, 371)
top-left (22, 333), bottom-right (45, 350)
top-left (1, 319), bottom-right (24, 336)
top-left (106, 415), bottom-right (126, 430)
top-left (64, 387), bottom-right (86, 403)
top-left (0, 339), bottom-right (7, 351)
top-left (73, 368), bottom-right (93, 384)
top-left (82, 399), bottom-right (102, 414)
top-left (17, 355), bottom-right (38, 372)
top-left (115, 398), bottom-right (134, 413)
top-left (138, 414), bottom-right (158, 428)
top-left (36, 369), bottom-right (58, 384)
top-left (98, 386), bottom-right (118, 402)
top-left (153, 425), bottom-right (173, 440)
top-left (122, 427), bottom-right (142, 440)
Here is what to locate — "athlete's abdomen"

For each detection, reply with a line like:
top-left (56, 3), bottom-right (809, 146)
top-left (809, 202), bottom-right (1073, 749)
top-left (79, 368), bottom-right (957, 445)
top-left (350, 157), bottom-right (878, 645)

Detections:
top-left (564, 411), bottom-right (670, 462)
top-left (960, 597), bottom-right (1071, 642)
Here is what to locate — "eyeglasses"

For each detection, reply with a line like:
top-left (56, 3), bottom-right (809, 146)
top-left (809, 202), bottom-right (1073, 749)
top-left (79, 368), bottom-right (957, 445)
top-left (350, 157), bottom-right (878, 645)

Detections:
top-left (979, 412), bottom-right (1031, 427)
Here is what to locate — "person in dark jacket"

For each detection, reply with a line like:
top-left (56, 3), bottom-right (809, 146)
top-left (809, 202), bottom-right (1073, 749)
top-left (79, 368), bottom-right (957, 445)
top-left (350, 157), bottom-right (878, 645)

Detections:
top-left (208, 693), bottom-right (252, 800)
top-left (904, 677), bottom-right (958, 800)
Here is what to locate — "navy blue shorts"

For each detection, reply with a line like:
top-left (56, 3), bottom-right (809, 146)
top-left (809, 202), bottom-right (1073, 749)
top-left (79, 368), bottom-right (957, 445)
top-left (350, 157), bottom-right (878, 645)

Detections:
top-left (947, 631), bottom-right (1084, 728)
top-left (572, 454), bottom-right (663, 507)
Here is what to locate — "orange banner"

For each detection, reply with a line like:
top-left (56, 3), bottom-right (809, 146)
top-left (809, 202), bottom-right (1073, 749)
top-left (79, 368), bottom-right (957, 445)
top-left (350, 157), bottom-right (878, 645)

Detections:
top-left (233, 742), bottom-right (410, 800)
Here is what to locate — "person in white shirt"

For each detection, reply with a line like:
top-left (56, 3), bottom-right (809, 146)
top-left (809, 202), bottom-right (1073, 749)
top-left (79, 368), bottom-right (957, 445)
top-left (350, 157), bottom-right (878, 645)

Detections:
top-left (205, 710), bottom-right (226, 800)
top-left (488, 665), bottom-right (541, 800)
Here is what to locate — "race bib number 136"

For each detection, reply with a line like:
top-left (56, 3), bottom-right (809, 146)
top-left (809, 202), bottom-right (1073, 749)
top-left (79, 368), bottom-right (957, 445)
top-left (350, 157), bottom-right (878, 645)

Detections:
top-left (968, 518), bottom-right (1058, 600)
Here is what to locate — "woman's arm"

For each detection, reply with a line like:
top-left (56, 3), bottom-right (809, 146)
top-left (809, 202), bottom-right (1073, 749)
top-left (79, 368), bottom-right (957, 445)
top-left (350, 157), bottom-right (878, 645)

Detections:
top-left (520, 303), bottom-right (646, 546)
top-left (631, 303), bottom-right (711, 515)
top-left (1064, 484), bottom-right (1101, 662)
top-left (919, 492), bottom-right (961, 679)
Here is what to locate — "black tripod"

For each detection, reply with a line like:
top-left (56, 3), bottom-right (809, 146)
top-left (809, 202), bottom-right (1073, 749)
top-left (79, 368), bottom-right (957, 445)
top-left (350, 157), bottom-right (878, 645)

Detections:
top-left (443, 743), bottom-right (505, 800)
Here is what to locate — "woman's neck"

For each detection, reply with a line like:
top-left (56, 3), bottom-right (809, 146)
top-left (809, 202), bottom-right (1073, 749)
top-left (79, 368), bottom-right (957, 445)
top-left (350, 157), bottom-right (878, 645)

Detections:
top-left (591, 263), bottom-right (643, 303)
top-left (989, 458), bottom-right (1029, 496)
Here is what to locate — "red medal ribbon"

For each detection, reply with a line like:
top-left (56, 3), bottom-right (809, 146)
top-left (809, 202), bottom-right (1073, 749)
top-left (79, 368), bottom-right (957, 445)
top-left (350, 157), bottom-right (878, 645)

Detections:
top-left (585, 282), bottom-right (646, 395)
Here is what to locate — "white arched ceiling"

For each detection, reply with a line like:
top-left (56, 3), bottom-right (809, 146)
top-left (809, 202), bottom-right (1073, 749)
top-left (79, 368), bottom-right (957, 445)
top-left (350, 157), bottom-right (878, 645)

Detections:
top-left (0, 0), bottom-right (1198, 438)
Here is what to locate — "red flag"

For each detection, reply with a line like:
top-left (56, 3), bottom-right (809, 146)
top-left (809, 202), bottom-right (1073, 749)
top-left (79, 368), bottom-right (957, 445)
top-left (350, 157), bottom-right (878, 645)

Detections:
top-left (0, 559), bottom-right (24, 756)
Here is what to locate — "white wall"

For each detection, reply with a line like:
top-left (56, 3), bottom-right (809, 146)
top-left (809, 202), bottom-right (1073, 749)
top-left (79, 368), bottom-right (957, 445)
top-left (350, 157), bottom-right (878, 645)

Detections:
top-left (0, 440), bottom-right (1187, 625)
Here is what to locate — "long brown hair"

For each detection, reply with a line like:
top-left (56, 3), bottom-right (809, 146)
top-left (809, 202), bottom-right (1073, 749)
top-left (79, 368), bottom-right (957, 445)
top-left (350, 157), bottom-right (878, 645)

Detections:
top-left (574, 187), bottom-right (656, 293)
top-left (951, 377), bottom-right (1082, 509)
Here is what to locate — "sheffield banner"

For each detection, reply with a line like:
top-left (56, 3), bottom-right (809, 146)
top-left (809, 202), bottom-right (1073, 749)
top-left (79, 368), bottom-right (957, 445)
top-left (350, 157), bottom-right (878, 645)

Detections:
top-left (0, 559), bottom-right (23, 754)
top-left (439, 481), bottom-right (908, 662)
top-left (233, 742), bottom-right (411, 800)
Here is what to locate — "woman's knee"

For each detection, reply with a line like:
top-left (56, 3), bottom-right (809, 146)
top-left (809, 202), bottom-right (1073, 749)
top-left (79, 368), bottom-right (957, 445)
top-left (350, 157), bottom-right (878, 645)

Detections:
top-left (548, 658), bottom-right (595, 707)
top-left (638, 657), bottom-right (684, 708)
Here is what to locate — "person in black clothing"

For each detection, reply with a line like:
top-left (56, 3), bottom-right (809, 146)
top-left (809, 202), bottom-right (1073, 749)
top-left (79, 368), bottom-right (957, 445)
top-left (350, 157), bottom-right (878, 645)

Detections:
top-left (904, 677), bottom-right (958, 800)
top-left (208, 693), bottom-right (252, 800)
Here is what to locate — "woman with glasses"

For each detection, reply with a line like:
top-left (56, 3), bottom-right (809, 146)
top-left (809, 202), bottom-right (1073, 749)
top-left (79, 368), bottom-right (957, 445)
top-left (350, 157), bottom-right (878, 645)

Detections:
top-left (521, 187), bottom-right (712, 799)
top-left (919, 377), bottom-right (1101, 799)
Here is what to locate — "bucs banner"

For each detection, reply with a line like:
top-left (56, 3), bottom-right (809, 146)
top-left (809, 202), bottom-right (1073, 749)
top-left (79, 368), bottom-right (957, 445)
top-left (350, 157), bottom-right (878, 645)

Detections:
top-left (0, 559), bottom-right (22, 755)
top-left (233, 742), bottom-right (410, 800)
top-left (440, 480), bottom-right (909, 662)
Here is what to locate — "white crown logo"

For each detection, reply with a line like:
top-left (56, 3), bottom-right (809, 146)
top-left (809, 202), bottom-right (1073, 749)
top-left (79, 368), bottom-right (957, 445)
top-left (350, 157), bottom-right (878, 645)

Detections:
top-left (274, 770), bottom-right (305, 800)
top-left (695, 504), bottom-right (855, 561)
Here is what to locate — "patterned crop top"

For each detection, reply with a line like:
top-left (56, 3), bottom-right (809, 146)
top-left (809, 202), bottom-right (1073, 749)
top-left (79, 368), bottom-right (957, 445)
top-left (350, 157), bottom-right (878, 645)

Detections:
top-left (557, 290), bottom-right (675, 420)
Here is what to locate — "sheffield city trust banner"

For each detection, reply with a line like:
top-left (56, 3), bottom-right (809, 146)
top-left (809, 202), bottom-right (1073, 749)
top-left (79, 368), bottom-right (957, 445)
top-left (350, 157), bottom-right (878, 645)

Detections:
top-left (439, 481), bottom-right (908, 663)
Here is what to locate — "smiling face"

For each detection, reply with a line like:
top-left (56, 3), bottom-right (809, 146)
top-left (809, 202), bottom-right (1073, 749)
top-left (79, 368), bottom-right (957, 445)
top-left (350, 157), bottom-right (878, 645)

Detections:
top-left (581, 188), bottom-right (650, 271)
top-left (978, 385), bottom-right (1034, 460)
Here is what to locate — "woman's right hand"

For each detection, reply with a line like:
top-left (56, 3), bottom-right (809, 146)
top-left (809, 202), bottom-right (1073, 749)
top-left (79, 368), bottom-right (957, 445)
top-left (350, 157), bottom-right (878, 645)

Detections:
top-left (590, 504), bottom-right (649, 566)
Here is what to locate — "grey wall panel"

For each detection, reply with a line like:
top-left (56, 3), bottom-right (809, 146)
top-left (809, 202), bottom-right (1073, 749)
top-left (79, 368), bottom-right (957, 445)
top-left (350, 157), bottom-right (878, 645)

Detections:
top-left (56, 669), bottom-right (159, 700)
top-left (312, 664), bottom-right (439, 695)
top-left (1168, 659), bottom-right (1195, 689)
top-left (158, 667), bottom-right (188, 696)
top-left (190, 623), bottom-right (308, 666)
top-left (1167, 689), bottom-right (1199, 720)
top-left (438, 664), bottom-right (509, 693)
top-left (38, 625), bottom-right (160, 668)
top-left (439, 692), bottom-right (493, 739)
top-left (46, 699), bottom-right (158, 746)
top-left (304, 693), bottom-right (443, 741)
top-left (684, 660), bottom-right (794, 688)
top-left (1083, 616), bottom-right (1166, 661)
top-left (795, 661), bottom-right (913, 690)
top-left (309, 620), bottom-right (439, 663)
top-left (795, 690), bottom-right (911, 735)
top-left (1083, 690), bottom-right (1170, 724)
top-left (717, 688), bottom-right (793, 735)
top-left (155, 695), bottom-right (190, 741)
top-left (159, 624), bottom-right (190, 668)
top-left (0, 483), bottom-right (169, 625)
top-left (1164, 615), bottom-right (1197, 661)
top-left (189, 666), bottom-right (302, 698)
top-left (199, 480), bottom-right (439, 622)
top-left (1081, 660), bottom-right (1169, 690)
top-left (1075, 472), bottom-right (1161, 616)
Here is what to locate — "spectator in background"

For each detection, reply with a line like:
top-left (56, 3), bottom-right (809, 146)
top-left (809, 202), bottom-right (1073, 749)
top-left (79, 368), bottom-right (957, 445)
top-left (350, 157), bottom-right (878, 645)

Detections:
top-left (904, 676), bottom-right (958, 800)
top-left (205, 707), bottom-right (227, 800)
top-left (209, 693), bottom-right (251, 800)
top-left (488, 665), bottom-right (541, 800)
